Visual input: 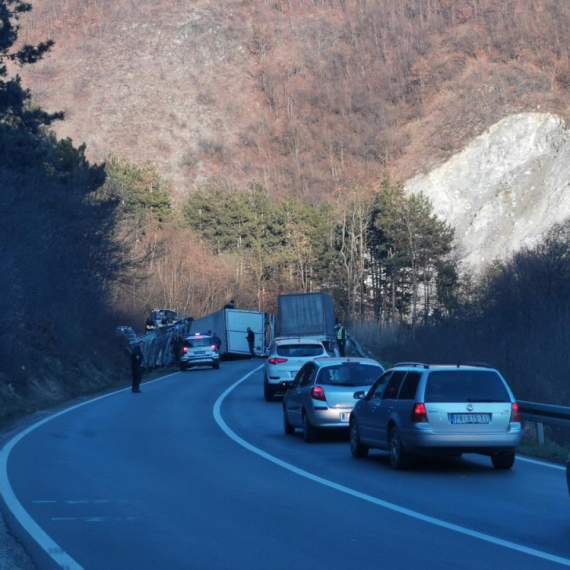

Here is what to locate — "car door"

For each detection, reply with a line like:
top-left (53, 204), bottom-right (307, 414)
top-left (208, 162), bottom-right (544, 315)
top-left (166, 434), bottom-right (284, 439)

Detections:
top-left (286, 363), bottom-right (314, 427)
top-left (374, 371), bottom-right (408, 447)
top-left (357, 371), bottom-right (392, 443)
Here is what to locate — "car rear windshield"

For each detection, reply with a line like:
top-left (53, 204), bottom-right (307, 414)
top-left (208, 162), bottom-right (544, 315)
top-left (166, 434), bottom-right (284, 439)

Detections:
top-left (317, 364), bottom-right (382, 386)
top-left (185, 338), bottom-right (212, 348)
top-left (276, 344), bottom-right (324, 357)
top-left (424, 370), bottom-right (510, 403)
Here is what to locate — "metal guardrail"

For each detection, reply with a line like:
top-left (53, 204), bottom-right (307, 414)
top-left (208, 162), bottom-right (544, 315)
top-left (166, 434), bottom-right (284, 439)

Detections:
top-left (519, 401), bottom-right (570, 429)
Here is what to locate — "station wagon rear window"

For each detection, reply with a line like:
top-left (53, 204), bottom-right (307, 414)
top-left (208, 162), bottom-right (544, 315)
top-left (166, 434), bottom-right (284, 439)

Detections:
top-left (317, 363), bottom-right (383, 386)
top-left (276, 344), bottom-right (324, 357)
top-left (424, 370), bottom-right (510, 403)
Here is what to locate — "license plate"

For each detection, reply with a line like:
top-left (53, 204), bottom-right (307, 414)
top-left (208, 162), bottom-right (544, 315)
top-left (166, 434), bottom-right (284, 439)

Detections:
top-left (340, 412), bottom-right (350, 422)
top-left (450, 413), bottom-right (491, 424)
top-left (194, 351), bottom-right (206, 355)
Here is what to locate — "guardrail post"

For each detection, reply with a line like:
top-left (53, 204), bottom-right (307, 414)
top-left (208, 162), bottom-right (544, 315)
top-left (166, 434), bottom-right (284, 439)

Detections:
top-left (536, 422), bottom-right (545, 446)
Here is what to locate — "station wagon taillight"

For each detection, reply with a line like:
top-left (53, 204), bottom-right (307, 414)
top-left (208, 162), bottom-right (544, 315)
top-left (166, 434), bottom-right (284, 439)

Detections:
top-left (510, 402), bottom-right (520, 422)
top-left (412, 403), bottom-right (428, 422)
top-left (211, 344), bottom-right (218, 352)
top-left (310, 386), bottom-right (327, 401)
top-left (183, 347), bottom-right (188, 354)
top-left (269, 358), bottom-right (288, 365)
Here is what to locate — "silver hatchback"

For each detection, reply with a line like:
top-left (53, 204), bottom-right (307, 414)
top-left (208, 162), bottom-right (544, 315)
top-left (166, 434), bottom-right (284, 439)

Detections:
top-left (349, 363), bottom-right (522, 470)
top-left (283, 358), bottom-right (385, 442)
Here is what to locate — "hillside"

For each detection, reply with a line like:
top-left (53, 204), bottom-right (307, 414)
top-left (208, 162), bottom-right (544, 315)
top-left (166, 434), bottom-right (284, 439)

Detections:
top-left (18, 0), bottom-right (570, 200)
top-left (406, 112), bottom-right (570, 270)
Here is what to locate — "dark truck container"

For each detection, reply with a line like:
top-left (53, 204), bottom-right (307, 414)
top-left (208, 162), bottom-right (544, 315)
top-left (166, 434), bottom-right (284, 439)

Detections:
top-left (277, 292), bottom-right (336, 354)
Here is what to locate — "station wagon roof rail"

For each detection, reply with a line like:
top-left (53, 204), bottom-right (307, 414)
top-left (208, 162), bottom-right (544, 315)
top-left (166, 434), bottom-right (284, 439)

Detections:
top-left (459, 362), bottom-right (493, 368)
top-left (392, 362), bottom-right (430, 369)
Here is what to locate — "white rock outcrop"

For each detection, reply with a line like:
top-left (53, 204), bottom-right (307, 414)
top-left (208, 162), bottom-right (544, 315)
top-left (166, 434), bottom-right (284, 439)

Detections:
top-left (405, 113), bottom-right (570, 270)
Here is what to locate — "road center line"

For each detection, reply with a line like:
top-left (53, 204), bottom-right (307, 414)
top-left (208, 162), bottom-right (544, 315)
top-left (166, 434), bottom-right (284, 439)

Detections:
top-left (213, 367), bottom-right (570, 568)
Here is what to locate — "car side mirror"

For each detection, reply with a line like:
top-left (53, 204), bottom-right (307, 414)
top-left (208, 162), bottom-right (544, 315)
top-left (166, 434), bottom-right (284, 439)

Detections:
top-left (353, 390), bottom-right (366, 400)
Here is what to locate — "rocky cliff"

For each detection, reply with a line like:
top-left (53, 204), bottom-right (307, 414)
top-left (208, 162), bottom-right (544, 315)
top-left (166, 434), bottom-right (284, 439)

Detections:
top-left (405, 113), bottom-right (570, 271)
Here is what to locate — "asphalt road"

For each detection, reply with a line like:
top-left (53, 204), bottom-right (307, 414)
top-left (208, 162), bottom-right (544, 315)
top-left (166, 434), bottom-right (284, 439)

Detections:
top-left (1, 361), bottom-right (569, 569)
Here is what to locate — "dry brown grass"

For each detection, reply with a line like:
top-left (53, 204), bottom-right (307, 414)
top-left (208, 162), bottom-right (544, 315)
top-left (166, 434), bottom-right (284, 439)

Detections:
top-left (17, 0), bottom-right (570, 198)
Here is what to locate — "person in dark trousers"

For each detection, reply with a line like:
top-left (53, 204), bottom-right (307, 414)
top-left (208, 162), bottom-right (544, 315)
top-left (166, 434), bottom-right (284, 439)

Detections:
top-left (336, 323), bottom-right (346, 357)
top-left (131, 340), bottom-right (145, 393)
top-left (212, 332), bottom-right (222, 351)
top-left (171, 335), bottom-right (183, 365)
top-left (246, 327), bottom-right (255, 358)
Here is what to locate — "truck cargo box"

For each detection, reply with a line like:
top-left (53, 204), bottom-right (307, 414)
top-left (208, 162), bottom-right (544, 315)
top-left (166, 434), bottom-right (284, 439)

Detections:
top-left (277, 292), bottom-right (336, 338)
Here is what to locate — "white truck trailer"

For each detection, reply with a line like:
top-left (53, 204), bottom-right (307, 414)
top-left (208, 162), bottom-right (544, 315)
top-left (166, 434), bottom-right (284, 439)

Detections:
top-left (189, 308), bottom-right (269, 357)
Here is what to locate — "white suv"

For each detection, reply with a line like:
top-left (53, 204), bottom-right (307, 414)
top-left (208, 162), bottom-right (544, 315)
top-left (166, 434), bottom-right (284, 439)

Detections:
top-left (263, 338), bottom-right (327, 401)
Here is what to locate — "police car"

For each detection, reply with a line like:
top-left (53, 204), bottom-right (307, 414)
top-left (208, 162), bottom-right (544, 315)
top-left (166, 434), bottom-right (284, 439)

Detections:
top-left (180, 333), bottom-right (220, 371)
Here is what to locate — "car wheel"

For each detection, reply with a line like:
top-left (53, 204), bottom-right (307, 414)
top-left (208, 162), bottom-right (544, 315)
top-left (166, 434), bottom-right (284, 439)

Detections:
top-left (491, 450), bottom-right (515, 470)
top-left (283, 407), bottom-right (295, 435)
top-left (264, 380), bottom-right (274, 402)
top-left (179, 364), bottom-right (186, 372)
top-left (303, 411), bottom-right (318, 443)
top-left (213, 360), bottom-right (220, 369)
top-left (349, 419), bottom-right (369, 458)
top-left (389, 427), bottom-right (410, 470)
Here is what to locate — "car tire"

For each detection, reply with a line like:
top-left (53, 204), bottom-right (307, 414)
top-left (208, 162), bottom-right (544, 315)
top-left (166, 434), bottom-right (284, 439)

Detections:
top-left (491, 450), bottom-right (515, 470)
top-left (264, 380), bottom-right (274, 402)
top-left (389, 426), bottom-right (410, 470)
top-left (283, 407), bottom-right (295, 435)
top-left (179, 364), bottom-right (187, 372)
top-left (349, 419), bottom-right (369, 458)
top-left (213, 360), bottom-right (220, 370)
top-left (303, 411), bottom-right (318, 443)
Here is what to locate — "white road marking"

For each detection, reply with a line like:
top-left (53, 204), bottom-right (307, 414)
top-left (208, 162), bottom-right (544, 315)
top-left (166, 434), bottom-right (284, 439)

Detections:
top-left (32, 500), bottom-right (57, 504)
top-left (52, 518), bottom-right (77, 522)
top-left (213, 366), bottom-right (570, 568)
top-left (517, 456), bottom-right (566, 470)
top-left (0, 372), bottom-right (179, 570)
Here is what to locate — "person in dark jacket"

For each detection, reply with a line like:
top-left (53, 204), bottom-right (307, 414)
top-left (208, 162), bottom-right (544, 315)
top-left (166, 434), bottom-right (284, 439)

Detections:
top-left (212, 332), bottom-right (222, 351)
top-left (171, 335), bottom-right (183, 365)
top-left (131, 340), bottom-right (145, 393)
top-left (246, 327), bottom-right (255, 358)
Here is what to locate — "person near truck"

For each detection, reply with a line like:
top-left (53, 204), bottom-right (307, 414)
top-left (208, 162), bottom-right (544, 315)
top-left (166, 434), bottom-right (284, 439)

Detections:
top-left (246, 327), bottom-right (255, 358)
top-left (212, 332), bottom-right (222, 351)
top-left (131, 340), bottom-right (145, 393)
top-left (171, 334), bottom-right (183, 365)
top-left (336, 322), bottom-right (346, 357)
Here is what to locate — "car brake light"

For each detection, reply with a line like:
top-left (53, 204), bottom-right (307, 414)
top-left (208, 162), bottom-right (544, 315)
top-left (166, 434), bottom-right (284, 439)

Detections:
top-left (510, 402), bottom-right (520, 422)
top-left (310, 386), bottom-right (326, 401)
top-left (183, 347), bottom-right (188, 354)
top-left (211, 344), bottom-right (218, 352)
top-left (412, 403), bottom-right (427, 422)
top-left (269, 358), bottom-right (288, 365)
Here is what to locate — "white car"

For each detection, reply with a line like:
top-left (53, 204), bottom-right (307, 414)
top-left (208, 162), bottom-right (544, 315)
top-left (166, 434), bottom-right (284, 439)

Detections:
top-left (263, 338), bottom-right (327, 401)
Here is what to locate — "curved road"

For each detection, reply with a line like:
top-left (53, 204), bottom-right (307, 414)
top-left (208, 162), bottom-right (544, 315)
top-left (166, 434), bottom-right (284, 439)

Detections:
top-left (1, 362), bottom-right (569, 569)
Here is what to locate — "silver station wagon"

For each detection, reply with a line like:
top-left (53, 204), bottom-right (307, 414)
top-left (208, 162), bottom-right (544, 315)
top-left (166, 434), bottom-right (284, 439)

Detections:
top-left (283, 357), bottom-right (385, 442)
top-left (349, 363), bottom-right (522, 470)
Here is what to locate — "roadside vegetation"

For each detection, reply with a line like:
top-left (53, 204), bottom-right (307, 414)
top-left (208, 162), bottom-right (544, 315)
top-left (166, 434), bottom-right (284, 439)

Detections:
top-left (3, 0), bottom-right (570, 445)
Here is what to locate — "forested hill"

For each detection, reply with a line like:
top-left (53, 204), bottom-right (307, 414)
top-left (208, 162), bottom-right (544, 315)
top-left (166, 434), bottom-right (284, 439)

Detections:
top-left (18, 0), bottom-right (570, 199)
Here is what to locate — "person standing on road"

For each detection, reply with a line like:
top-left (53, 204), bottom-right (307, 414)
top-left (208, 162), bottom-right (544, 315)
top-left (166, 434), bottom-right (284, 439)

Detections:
top-left (131, 340), bottom-right (145, 393)
top-left (212, 332), bottom-right (222, 352)
top-left (246, 327), bottom-right (255, 358)
top-left (336, 323), bottom-right (346, 357)
top-left (171, 335), bottom-right (183, 365)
